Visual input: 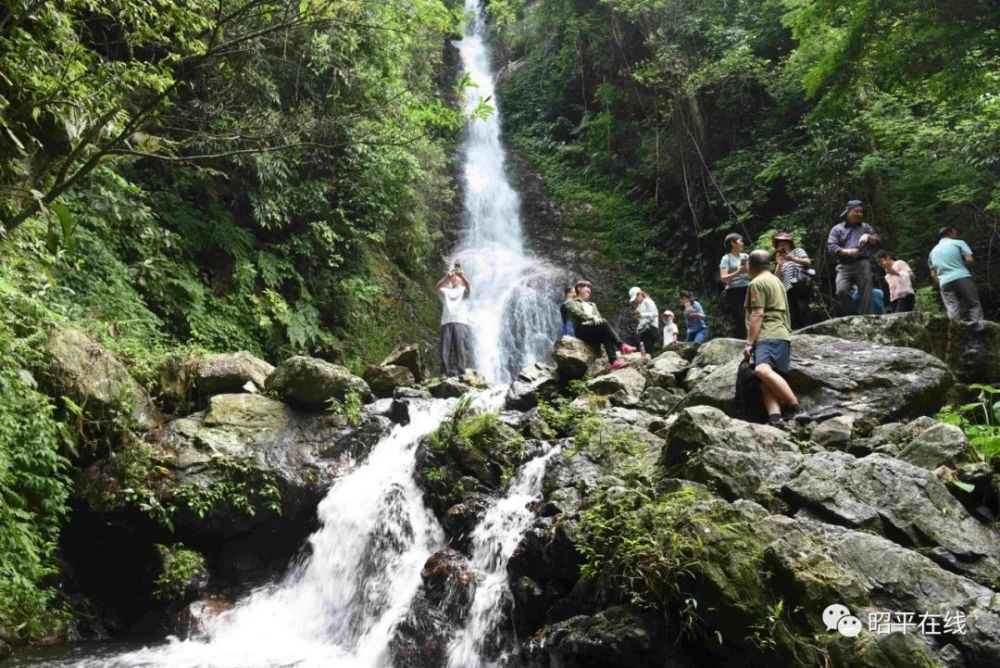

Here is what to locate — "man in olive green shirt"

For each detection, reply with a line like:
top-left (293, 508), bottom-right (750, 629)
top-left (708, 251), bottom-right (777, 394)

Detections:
top-left (743, 249), bottom-right (800, 427)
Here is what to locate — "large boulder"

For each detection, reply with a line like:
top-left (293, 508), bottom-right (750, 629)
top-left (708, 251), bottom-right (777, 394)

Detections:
top-left (690, 337), bottom-right (745, 369)
top-left (686, 334), bottom-right (953, 428)
top-left (362, 364), bottom-right (416, 399)
top-left (390, 549), bottom-right (474, 668)
top-left (642, 350), bottom-right (689, 389)
top-left (781, 451), bottom-right (1000, 588)
top-left (506, 363), bottom-right (559, 410)
top-left (663, 406), bottom-right (804, 512)
top-left (192, 351), bottom-right (274, 396)
top-left (521, 605), bottom-right (693, 668)
top-left (799, 312), bottom-right (1000, 384)
top-left (264, 356), bottom-right (370, 409)
top-left (79, 393), bottom-right (386, 537)
top-left (44, 325), bottom-right (162, 433)
top-left (586, 367), bottom-right (646, 400)
top-left (381, 344), bottom-right (431, 383)
top-left (553, 336), bottom-right (597, 380)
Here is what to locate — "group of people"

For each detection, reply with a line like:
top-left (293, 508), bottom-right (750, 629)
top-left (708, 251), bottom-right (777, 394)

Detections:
top-left (436, 199), bottom-right (986, 406)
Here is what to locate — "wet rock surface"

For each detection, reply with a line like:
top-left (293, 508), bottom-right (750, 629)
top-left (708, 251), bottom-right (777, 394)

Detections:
top-left (687, 334), bottom-right (953, 427)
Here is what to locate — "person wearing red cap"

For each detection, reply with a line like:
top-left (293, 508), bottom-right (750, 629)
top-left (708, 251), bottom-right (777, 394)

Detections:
top-left (772, 231), bottom-right (813, 329)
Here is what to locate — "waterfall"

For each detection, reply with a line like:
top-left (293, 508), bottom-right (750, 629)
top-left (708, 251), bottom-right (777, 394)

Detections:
top-left (445, 446), bottom-right (561, 667)
top-left (77, 401), bottom-right (454, 668)
top-left (452, 0), bottom-right (561, 384)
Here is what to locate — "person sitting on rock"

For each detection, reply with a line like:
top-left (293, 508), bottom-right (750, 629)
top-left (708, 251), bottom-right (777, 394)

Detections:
top-left (661, 310), bottom-right (679, 347)
top-left (874, 250), bottom-right (916, 313)
top-left (679, 291), bottom-right (709, 343)
top-left (435, 265), bottom-right (471, 376)
top-left (743, 249), bottom-right (801, 427)
top-left (850, 284), bottom-right (885, 315)
top-left (565, 279), bottom-right (636, 369)
top-left (559, 285), bottom-right (577, 337)
top-left (629, 286), bottom-right (659, 354)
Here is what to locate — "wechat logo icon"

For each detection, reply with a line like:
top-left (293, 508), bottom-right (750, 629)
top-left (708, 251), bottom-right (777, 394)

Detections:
top-left (823, 603), bottom-right (863, 638)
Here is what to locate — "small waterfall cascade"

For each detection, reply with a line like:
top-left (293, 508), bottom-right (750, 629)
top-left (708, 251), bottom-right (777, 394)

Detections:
top-left (452, 0), bottom-right (561, 383)
top-left (79, 401), bottom-right (455, 668)
top-left (446, 446), bottom-right (561, 667)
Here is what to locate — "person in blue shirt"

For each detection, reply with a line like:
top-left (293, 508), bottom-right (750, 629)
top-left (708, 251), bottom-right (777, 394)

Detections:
top-left (827, 199), bottom-right (880, 316)
top-left (559, 285), bottom-right (576, 337)
top-left (679, 291), bottom-right (709, 343)
top-left (850, 285), bottom-right (885, 315)
top-left (929, 225), bottom-right (983, 321)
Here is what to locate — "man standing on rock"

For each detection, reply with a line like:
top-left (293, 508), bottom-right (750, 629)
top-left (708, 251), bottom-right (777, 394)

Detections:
top-left (565, 279), bottom-right (636, 369)
top-left (929, 225), bottom-right (983, 322)
top-left (744, 249), bottom-right (801, 427)
top-left (827, 199), bottom-right (880, 316)
top-left (436, 265), bottom-right (471, 376)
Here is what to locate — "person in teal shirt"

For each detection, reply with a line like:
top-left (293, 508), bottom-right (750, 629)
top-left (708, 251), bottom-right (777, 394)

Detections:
top-left (928, 226), bottom-right (982, 321)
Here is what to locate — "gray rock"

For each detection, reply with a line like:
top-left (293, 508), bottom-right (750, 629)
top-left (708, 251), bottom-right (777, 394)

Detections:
top-left (810, 415), bottom-right (855, 449)
top-left (690, 337), bottom-right (744, 368)
top-left (586, 367), bottom-right (646, 399)
top-left (553, 336), bottom-right (597, 380)
top-left (429, 376), bottom-right (473, 399)
top-left (521, 605), bottom-right (692, 668)
top-left (896, 421), bottom-right (972, 470)
top-left (643, 350), bottom-right (689, 389)
top-left (44, 325), bottom-right (162, 433)
top-left (799, 312), bottom-right (1000, 384)
top-left (757, 507), bottom-right (1000, 667)
top-left (380, 343), bottom-right (431, 382)
top-left (193, 351), bottom-right (274, 396)
top-left (506, 363), bottom-right (559, 410)
top-left (264, 356), bottom-right (370, 410)
top-left (663, 406), bottom-right (804, 511)
top-left (637, 386), bottom-right (684, 416)
top-left (362, 364), bottom-right (416, 399)
top-left (686, 334), bottom-right (953, 428)
top-left (781, 451), bottom-right (1000, 588)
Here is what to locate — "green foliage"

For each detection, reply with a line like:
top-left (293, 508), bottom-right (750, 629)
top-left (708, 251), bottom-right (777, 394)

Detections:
top-left (152, 544), bottom-right (207, 603)
top-left (327, 390), bottom-right (364, 427)
top-left (0, 285), bottom-right (72, 643)
top-left (938, 384), bottom-right (1000, 460)
top-left (578, 481), bottom-right (711, 607)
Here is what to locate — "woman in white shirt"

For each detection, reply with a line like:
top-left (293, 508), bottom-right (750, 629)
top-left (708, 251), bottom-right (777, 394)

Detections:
top-left (628, 286), bottom-right (659, 353)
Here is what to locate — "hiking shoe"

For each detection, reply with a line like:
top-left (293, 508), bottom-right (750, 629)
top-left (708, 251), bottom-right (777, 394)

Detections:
top-left (610, 358), bottom-right (626, 370)
top-left (781, 404), bottom-right (803, 421)
top-left (620, 343), bottom-right (637, 354)
top-left (767, 414), bottom-right (784, 428)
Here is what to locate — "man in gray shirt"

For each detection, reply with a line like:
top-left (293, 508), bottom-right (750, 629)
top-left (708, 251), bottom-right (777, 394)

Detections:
top-left (827, 199), bottom-right (880, 316)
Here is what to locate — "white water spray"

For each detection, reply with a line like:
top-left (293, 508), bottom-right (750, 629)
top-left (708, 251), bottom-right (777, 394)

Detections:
top-left (452, 0), bottom-right (561, 383)
top-left (446, 446), bottom-right (561, 667)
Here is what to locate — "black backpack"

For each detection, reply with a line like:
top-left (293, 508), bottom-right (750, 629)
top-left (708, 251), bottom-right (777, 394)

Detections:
top-left (733, 358), bottom-right (767, 423)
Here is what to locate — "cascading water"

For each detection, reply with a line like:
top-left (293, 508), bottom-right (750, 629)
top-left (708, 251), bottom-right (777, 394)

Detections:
top-left (71, 401), bottom-right (454, 668)
top-left (446, 446), bottom-right (561, 668)
top-left (452, 0), bottom-right (561, 383)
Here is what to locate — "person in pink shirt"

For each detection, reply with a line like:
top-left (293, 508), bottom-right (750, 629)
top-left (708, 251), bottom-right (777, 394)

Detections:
top-left (875, 250), bottom-right (916, 313)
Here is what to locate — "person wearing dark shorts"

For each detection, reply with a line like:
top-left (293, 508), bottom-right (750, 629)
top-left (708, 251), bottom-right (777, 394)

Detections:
top-left (743, 249), bottom-right (800, 427)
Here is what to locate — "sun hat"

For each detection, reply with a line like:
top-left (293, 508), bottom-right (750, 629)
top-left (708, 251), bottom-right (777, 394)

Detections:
top-left (628, 286), bottom-right (641, 302)
top-left (771, 231), bottom-right (795, 247)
